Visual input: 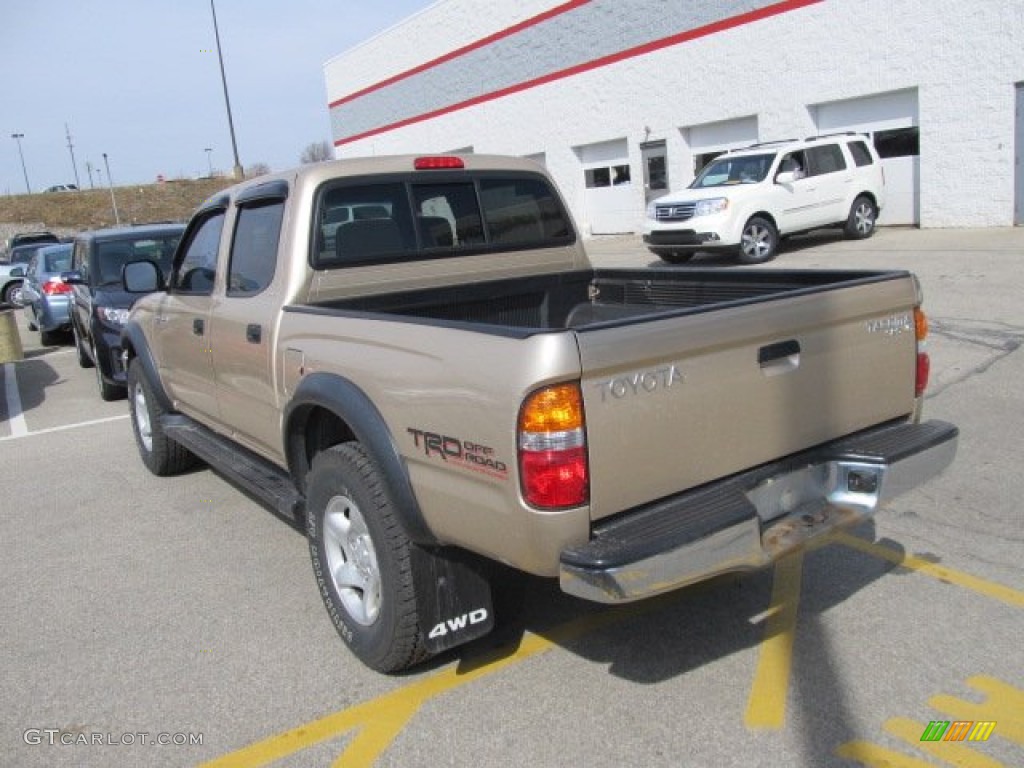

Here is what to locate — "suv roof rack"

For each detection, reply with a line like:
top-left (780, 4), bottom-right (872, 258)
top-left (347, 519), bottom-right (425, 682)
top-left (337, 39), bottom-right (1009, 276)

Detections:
top-left (804, 131), bottom-right (864, 141)
top-left (739, 139), bottom-right (799, 150)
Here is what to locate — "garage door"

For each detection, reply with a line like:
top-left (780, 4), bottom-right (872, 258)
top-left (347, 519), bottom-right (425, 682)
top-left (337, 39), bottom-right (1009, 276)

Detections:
top-left (812, 89), bottom-right (919, 226)
top-left (686, 116), bottom-right (759, 177)
top-left (577, 138), bottom-right (634, 234)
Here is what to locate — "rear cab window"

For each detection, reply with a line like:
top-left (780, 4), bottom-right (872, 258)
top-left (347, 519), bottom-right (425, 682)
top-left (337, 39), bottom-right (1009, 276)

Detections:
top-left (312, 171), bottom-right (574, 269)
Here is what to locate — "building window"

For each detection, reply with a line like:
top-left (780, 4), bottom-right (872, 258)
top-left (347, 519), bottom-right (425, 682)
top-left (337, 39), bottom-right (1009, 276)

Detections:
top-left (585, 167), bottom-right (611, 188)
top-left (874, 127), bottom-right (919, 158)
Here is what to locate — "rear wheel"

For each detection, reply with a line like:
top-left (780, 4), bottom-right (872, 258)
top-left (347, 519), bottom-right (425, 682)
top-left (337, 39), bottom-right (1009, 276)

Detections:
top-left (738, 217), bottom-right (779, 264)
top-left (845, 195), bottom-right (877, 239)
top-left (40, 327), bottom-right (59, 346)
top-left (127, 358), bottom-right (196, 476)
top-left (307, 442), bottom-right (429, 673)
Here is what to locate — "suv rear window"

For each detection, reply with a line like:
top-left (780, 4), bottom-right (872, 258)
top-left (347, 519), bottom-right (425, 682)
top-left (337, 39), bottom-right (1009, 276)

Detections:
top-left (313, 174), bottom-right (573, 268)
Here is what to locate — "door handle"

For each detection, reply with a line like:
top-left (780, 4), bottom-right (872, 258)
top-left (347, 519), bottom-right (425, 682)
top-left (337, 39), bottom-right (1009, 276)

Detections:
top-left (759, 339), bottom-right (800, 375)
top-left (193, 318), bottom-right (204, 336)
top-left (246, 324), bottom-right (262, 344)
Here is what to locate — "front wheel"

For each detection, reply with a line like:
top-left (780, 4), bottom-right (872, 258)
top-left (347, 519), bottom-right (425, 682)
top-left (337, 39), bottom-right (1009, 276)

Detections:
top-left (2, 281), bottom-right (23, 307)
top-left (307, 442), bottom-right (429, 673)
top-left (845, 195), bottom-right (877, 239)
top-left (127, 358), bottom-right (196, 476)
top-left (738, 217), bottom-right (779, 264)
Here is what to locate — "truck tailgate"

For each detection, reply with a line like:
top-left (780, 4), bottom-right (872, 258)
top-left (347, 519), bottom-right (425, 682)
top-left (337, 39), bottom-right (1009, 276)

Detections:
top-left (577, 274), bottom-right (920, 521)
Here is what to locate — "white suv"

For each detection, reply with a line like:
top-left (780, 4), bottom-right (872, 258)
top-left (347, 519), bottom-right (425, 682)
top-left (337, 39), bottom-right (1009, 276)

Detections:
top-left (642, 134), bottom-right (885, 264)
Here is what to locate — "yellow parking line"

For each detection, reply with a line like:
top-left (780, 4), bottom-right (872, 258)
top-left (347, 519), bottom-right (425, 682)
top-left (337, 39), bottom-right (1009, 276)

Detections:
top-left (744, 550), bottom-right (804, 730)
top-left (831, 531), bottom-right (1024, 609)
top-left (202, 607), bottom-right (650, 768)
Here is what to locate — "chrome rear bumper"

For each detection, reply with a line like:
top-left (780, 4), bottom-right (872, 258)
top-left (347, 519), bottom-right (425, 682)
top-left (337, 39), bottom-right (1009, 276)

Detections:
top-left (559, 420), bottom-right (958, 603)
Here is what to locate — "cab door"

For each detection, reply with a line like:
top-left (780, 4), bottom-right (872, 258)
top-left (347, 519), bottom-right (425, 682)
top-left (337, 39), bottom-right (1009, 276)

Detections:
top-left (207, 182), bottom-right (288, 460)
top-left (153, 204), bottom-right (227, 424)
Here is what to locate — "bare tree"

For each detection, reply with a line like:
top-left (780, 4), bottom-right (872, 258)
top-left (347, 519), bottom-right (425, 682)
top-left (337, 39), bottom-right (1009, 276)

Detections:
top-left (300, 141), bottom-right (333, 164)
top-left (246, 162), bottom-right (271, 178)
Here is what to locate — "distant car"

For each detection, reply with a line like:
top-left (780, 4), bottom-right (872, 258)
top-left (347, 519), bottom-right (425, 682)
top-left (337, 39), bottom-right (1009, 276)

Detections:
top-left (3, 231), bottom-right (59, 257)
top-left (44, 184), bottom-right (78, 193)
top-left (20, 243), bottom-right (74, 345)
top-left (1, 242), bottom-right (54, 306)
top-left (63, 223), bottom-right (185, 400)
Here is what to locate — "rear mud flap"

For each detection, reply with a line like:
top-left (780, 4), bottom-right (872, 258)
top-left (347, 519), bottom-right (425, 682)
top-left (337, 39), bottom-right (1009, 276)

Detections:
top-left (412, 545), bottom-right (495, 654)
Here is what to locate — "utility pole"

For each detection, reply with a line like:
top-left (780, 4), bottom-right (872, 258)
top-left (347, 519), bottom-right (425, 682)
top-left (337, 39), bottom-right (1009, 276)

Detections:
top-left (210, 0), bottom-right (244, 179)
top-left (65, 124), bottom-right (82, 189)
top-left (86, 161), bottom-right (95, 189)
top-left (102, 153), bottom-right (120, 226)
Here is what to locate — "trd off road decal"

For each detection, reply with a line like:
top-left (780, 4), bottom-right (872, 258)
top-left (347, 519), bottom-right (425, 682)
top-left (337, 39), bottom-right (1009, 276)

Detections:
top-left (407, 428), bottom-right (509, 480)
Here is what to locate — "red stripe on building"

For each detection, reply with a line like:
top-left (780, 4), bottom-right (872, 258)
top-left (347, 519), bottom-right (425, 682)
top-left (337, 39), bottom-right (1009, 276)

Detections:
top-left (333, 0), bottom-right (824, 146)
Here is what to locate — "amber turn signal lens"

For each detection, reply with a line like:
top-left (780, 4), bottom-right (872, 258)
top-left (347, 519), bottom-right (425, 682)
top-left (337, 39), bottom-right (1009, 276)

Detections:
top-left (914, 307), bottom-right (928, 341)
top-left (519, 383), bottom-right (584, 433)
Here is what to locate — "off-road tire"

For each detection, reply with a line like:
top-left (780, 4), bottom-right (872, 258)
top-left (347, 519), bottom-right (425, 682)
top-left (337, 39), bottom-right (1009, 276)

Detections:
top-left (127, 358), bottom-right (197, 476)
top-left (307, 442), bottom-right (429, 673)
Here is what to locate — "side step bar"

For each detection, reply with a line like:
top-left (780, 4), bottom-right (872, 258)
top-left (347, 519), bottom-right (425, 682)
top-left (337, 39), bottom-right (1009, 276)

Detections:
top-left (162, 415), bottom-right (304, 522)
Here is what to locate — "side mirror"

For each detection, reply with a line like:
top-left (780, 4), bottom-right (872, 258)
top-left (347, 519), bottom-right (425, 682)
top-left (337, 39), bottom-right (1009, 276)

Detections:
top-left (775, 171), bottom-right (797, 185)
top-left (123, 260), bottom-right (165, 293)
top-left (9, 267), bottom-right (24, 278)
top-left (61, 270), bottom-right (85, 285)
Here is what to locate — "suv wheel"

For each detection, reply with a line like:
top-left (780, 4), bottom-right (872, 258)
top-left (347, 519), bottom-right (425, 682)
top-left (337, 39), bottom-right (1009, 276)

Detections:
top-left (307, 442), bottom-right (429, 673)
top-left (93, 341), bottom-right (124, 401)
top-left (845, 196), bottom-right (877, 239)
top-left (738, 217), bottom-right (779, 264)
top-left (127, 359), bottom-right (197, 475)
top-left (72, 323), bottom-right (94, 368)
top-left (653, 250), bottom-right (696, 265)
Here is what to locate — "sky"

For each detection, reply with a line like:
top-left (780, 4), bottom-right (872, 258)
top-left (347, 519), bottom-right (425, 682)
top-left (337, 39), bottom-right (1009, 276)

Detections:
top-left (0, 0), bottom-right (434, 194)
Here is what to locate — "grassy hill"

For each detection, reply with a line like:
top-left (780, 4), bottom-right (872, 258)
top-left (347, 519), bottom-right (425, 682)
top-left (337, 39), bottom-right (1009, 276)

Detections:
top-left (0, 178), bottom-right (236, 232)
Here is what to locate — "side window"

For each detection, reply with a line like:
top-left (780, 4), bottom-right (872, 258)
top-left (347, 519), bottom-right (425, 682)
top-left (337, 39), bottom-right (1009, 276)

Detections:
top-left (172, 211), bottom-right (225, 295)
top-left (227, 201), bottom-right (283, 296)
top-left (73, 241), bottom-right (89, 281)
top-left (778, 151), bottom-right (807, 179)
top-left (26, 254), bottom-right (39, 278)
top-left (806, 144), bottom-right (847, 176)
top-left (315, 182), bottom-right (414, 267)
top-left (847, 140), bottom-right (874, 167)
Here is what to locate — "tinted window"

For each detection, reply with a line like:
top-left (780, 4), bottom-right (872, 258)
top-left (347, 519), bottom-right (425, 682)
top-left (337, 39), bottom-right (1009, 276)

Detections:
top-left (315, 183), bottom-right (414, 267)
top-left (805, 144), bottom-right (847, 176)
top-left (42, 245), bottom-right (72, 273)
top-left (228, 202), bottom-right (283, 296)
top-left (481, 177), bottom-right (572, 244)
top-left (172, 213), bottom-right (225, 294)
top-left (847, 140), bottom-right (874, 167)
top-left (93, 235), bottom-right (182, 286)
top-left (412, 182), bottom-right (484, 248)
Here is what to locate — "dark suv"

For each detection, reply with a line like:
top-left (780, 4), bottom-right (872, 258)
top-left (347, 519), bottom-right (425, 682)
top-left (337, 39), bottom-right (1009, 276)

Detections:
top-left (64, 223), bottom-right (184, 400)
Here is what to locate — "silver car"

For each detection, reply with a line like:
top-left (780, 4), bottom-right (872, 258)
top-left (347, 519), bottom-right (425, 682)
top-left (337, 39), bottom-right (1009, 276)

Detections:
top-left (21, 243), bottom-right (74, 346)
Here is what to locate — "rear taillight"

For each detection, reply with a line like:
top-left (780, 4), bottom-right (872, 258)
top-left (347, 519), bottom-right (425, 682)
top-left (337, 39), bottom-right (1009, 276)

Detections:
top-left (518, 383), bottom-right (589, 509)
top-left (914, 306), bottom-right (930, 397)
top-left (42, 279), bottom-right (72, 296)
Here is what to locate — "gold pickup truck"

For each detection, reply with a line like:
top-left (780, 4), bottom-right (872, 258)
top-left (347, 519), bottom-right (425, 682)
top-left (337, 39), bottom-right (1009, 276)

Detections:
top-left (119, 154), bottom-right (957, 672)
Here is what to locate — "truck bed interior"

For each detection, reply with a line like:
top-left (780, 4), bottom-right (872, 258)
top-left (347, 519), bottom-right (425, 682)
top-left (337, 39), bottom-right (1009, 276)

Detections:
top-left (307, 268), bottom-right (903, 334)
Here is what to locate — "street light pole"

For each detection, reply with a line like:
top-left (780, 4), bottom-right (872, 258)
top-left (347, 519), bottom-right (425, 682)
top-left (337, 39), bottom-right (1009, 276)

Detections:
top-left (102, 153), bottom-right (121, 226)
top-left (210, 0), bottom-right (244, 179)
top-left (10, 133), bottom-right (30, 194)
top-left (205, 147), bottom-right (213, 177)
top-left (86, 161), bottom-right (95, 189)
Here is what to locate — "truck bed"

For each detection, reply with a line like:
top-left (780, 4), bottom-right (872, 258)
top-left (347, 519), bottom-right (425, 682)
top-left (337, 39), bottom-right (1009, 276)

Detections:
top-left (306, 268), bottom-right (909, 334)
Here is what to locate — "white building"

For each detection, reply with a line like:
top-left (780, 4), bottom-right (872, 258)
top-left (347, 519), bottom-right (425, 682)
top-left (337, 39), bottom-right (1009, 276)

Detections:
top-left (324, 0), bottom-right (1024, 235)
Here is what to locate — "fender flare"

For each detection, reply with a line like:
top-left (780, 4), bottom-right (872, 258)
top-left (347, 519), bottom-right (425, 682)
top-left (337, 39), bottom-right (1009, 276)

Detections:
top-left (284, 372), bottom-right (437, 546)
top-left (120, 321), bottom-right (173, 411)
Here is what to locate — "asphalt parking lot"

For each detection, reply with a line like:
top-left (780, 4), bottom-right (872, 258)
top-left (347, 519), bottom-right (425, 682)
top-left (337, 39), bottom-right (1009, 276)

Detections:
top-left (1, 226), bottom-right (1022, 768)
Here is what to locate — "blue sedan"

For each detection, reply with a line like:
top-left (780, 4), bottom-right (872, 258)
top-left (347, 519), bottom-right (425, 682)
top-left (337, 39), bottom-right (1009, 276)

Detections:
top-left (21, 243), bottom-right (74, 346)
